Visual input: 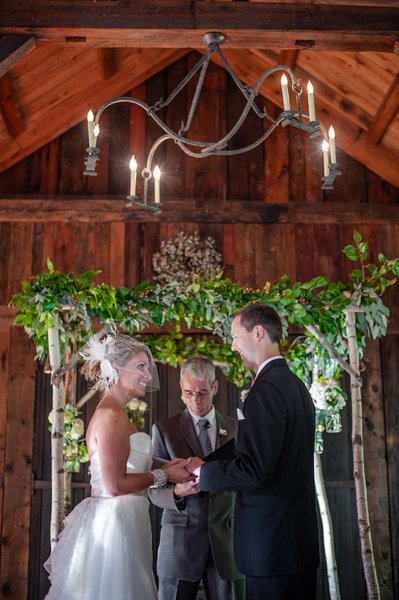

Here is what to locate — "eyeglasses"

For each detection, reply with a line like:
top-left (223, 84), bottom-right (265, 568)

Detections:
top-left (182, 390), bottom-right (211, 400)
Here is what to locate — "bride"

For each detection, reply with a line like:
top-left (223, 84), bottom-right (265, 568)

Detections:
top-left (44, 333), bottom-right (191, 600)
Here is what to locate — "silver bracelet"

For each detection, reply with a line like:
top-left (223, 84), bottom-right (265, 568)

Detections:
top-left (150, 469), bottom-right (168, 489)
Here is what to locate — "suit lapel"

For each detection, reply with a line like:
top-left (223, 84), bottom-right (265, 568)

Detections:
top-left (177, 409), bottom-right (203, 457)
top-left (215, 411), bottom-right (232, 449)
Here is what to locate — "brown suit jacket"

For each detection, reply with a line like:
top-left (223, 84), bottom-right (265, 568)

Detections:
top-left (150, 408), bottom-right (244, 583)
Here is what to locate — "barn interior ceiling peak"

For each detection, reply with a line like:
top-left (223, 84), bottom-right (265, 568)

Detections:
top-left (0, 0), bottom-right (398, 198)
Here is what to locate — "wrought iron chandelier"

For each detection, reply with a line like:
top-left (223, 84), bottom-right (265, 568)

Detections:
top-left (84, 32), bottom-right (341, 213)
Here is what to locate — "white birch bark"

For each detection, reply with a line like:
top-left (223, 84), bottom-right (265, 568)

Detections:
top-left (314, 453), bottom-right (341, 600)
top-left (312, 361), bottom-right (341, 600)
top-left (345, 309), bottom-right (380, 599)
top-left (48, 317), bottom-right (65, 550)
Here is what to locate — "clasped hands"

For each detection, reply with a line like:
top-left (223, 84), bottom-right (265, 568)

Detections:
top-left (162, 456), bottom-right (204, 498)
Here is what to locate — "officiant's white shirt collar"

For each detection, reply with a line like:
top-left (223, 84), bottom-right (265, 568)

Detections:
top-left (188, 405), bottom-right (216, 426)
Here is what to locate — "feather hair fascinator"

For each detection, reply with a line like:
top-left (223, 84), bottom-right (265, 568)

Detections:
top-left (80, 335), bottom-right (119, 389)
top-left (80, 332), bottom-right (159, 392)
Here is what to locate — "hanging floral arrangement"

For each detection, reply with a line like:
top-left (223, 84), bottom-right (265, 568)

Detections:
top-left (152, 231), bottom-right (223, 285)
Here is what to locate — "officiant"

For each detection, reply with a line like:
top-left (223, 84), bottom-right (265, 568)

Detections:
top-left (149, 357), bottom-right (245, 600)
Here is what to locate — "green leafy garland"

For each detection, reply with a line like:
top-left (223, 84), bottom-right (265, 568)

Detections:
top-left (10, 231), bottom-right (399, 455)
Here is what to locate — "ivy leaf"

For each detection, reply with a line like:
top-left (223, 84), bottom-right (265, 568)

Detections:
top-left (46, 258), bottom-right (55, 273)
top-left (343, 245), bottom-right (358, 261)
top-left (353, 231), bottom-right (362, 243)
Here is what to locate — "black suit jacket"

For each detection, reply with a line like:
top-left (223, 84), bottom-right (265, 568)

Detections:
top-left (200, 358), bottom-right (319, 577)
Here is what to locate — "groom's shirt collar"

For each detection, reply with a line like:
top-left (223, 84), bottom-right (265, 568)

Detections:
top-left (255, 355), bottom-right (282, 379)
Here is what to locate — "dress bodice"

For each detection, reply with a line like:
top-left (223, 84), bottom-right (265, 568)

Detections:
top-left (90, 432), bottom-right (153, 498)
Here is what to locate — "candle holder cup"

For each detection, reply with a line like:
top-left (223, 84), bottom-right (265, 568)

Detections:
top-left (126, 196), bottom-right (162, 215)
top-left (83, 147), bottom-right (100, 176)
top-left (322, 163), bottom-right (342, 190)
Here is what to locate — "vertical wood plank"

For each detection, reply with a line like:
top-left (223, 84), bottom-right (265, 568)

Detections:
top-left (72, 222), bottom-right (96, 273)
top-left (108, 102), bottom-right (132, 196)
top-left (164, 57), bottom-right (187, 200)
top-left (362, 339), bottom-right (393, 597)
top-left (0, 223), bottom-right (12, 305)
top-left (222, 223), bottom-right (235, 281)
top-left (6, 223), bottom-right (34, 301)
top-left (381, 334), bottom-right (399, 598)
top-left (264, 104), bottom-right (289, 203)
top-left (124, 222), bottom-right (142, 288)
top-left (0, 327), bottom-right (35, 599)
top-left (0, 328), bottom-right (10, 585)
top-left (109, 223), bottom-right (126, 288)
top-left (232, 223), bottom-right (256, 287)
top-left (93, 223), bottom-right (110, 283)
top-left (58, 123), bottom-right (87, 195)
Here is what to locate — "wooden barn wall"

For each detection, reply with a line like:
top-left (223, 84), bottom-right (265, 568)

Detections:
top-left (0, 53), bottom-right (398, 599)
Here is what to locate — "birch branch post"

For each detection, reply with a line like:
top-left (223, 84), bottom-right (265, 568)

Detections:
top-left (48, 315), bottom-right (65, 550)
top-left (314, 452), bottom-right (341, 600)
top-left (345, 308), bottom-right (380, 599)
top-left (312, 362), bottom-right (341, 600)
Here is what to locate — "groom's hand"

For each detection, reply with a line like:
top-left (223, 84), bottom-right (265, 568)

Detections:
top-left (185, 456), bottom-right (204, 478)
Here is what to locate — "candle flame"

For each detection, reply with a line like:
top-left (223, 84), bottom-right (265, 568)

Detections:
top-left (87, 110), bottom-right (94, 122)
top-left (307, 81), bottom-right (314, 94)
top-left (153, 165), bottom-right (161, 180)
top-left (94, 124), bottom-right (100, 137)
top-left (328, 126), bottom-right (335, 140)
top-left (129, 156), bottom-right (137, 171)
top-left (281, 74), bottom-right (288, 85)
top-left (322, 140), bottom-right (329, 152)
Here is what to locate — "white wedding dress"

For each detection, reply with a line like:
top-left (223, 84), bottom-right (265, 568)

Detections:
top-left (44, 432), bottom-right (158, 600)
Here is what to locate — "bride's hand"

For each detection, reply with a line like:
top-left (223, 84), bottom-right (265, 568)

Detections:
top-left (162, 459), bottom-right (195, 484)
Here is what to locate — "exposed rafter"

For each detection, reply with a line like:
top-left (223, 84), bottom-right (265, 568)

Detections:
top-left (366, 73), bottom-right (399, 145)
top-left (0, 74), bottom-right (25, 138)
top-left (0, 34), bottom-right (36, 78)
top-left (0, 2), bottom-right (398, 52)
top-left (0, 47), bottom-right (189, 173)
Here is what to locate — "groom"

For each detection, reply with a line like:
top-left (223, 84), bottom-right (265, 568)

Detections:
top-left (187, 304), bottom-right (319, 600)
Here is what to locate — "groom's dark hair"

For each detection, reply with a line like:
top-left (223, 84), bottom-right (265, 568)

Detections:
top-left (233, 303), bottom-right (282, 345)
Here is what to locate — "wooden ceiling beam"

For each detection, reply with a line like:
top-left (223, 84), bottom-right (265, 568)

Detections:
top-left (367, 73), bottom-right (399, 144)
top-left (0, 74), bottom-right (25, 138)
top-left (1, 197), bottom-right (399, 224)
top-left (0, 35), bottom-right (36, 78)
top-left (1, 2), bottom-right (398, 53)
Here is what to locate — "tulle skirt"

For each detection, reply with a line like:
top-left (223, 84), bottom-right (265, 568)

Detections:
top-left (44, 494), bottom-right (157, 600)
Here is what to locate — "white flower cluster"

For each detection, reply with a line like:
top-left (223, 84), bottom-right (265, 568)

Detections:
top-left (152, 231), bottom-right (223, 285)
top-left (126, 399), bottom-right (148, 413)
top-left (309, 379), bottom-right (346, 411)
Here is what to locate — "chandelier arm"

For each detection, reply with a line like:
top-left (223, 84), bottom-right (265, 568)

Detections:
top-left (200, 92), bottom-right (257, 153)
top-left (94, 97), bottom-right (148, 124)
top-left (176, 118), bottom-right (282, 158)
top-left (253, 64), bottom-right (298, 94)
top-left (147, 110), bottom-right (213, 148)
top-left (152, 49), bottom-right (212, 112)
top-left (144, 134), bottom-right (173, 174)
top-left (180, 51), bottom-right (212, 134)
top-left (214, 46), bottom-right (266, 120)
